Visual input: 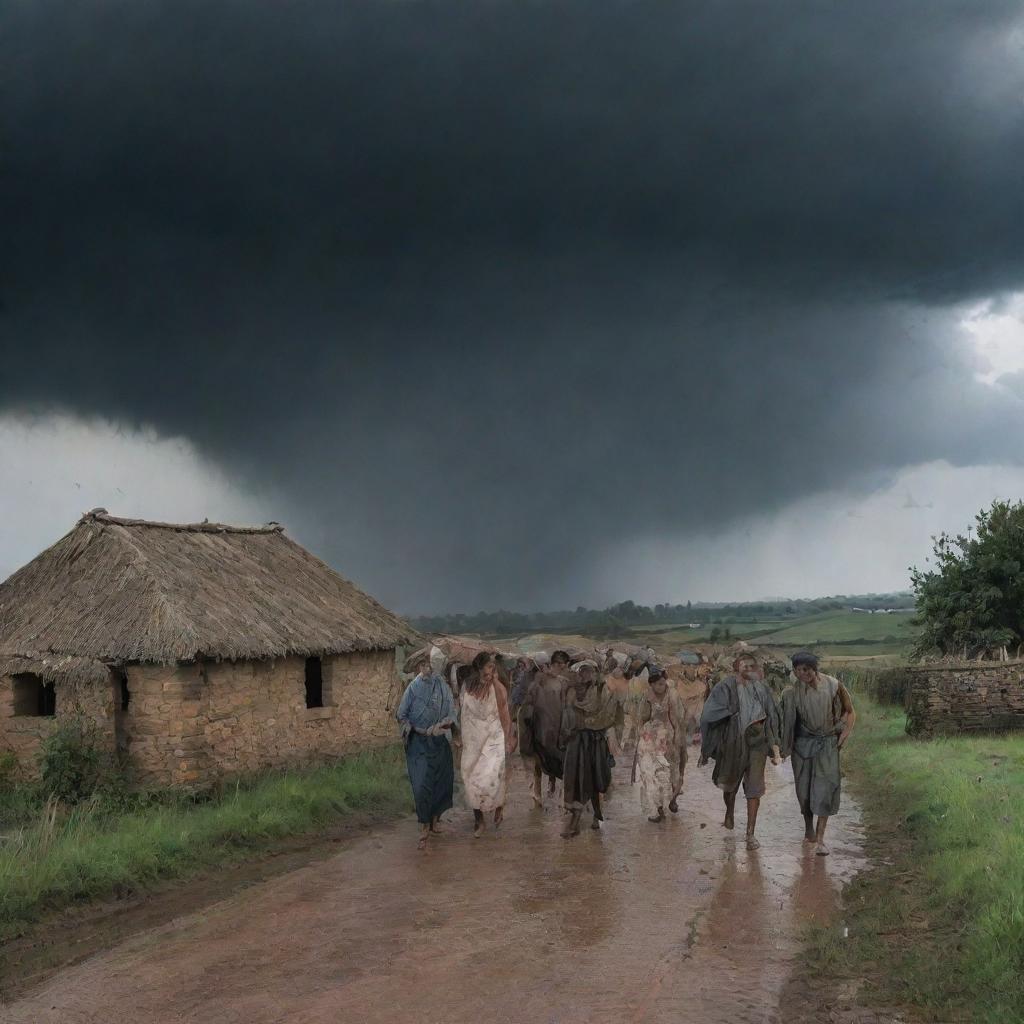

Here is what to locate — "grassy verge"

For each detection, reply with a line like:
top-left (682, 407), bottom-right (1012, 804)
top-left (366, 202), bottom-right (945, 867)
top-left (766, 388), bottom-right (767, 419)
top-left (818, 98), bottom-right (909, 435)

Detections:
top-left (804, 695), bottom-right (1024, 1023)
top-left (0, 746), bottom-right (408, 942)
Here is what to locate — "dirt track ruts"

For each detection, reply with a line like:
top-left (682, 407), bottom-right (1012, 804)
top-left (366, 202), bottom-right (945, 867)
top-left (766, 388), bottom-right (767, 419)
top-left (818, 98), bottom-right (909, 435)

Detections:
top-left (1, 755), bottom-right (866, 1024)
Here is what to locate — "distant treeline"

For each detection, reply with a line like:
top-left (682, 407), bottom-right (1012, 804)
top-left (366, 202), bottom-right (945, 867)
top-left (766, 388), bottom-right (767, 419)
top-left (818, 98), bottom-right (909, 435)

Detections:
top-left (410, 593), bottom-right (915, 637)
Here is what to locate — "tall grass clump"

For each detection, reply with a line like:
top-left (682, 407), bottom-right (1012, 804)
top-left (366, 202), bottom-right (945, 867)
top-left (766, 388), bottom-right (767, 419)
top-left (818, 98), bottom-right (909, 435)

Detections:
top-left (838, 666), bottom-right (913, 707)
top-left (809, 698), bottom-right (1024, 1022)
top-left (0, 745), bottom-right (407, 940)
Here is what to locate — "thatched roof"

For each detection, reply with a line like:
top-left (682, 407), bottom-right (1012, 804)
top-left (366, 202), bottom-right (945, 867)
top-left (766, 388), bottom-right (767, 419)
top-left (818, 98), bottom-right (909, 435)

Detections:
top-left (0, 511), bottom-right (419, 669)
top-left (0, 652), bottom-right (110, 687)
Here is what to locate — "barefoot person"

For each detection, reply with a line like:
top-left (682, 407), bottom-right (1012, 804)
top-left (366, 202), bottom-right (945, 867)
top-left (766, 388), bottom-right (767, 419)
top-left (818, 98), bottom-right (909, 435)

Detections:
top-left (519, 661), bottom-right (569, 808)
top-left (460, 651), bottom-right (516, 837)
top-left (698, 654), bottom-right (782, 850)
top-left (634, 667), bottom-right (679, 823)
top-left (561, 661), bottom-right (619, 837)
top-left (396, 648), bottom-right (457, 848)
top-left (780, 651), bottom-right (856, 856)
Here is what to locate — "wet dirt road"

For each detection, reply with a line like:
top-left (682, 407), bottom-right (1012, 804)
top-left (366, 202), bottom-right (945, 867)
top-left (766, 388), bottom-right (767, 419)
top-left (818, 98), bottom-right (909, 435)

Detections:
top-left (1, 756), bottom-right (865, 1024)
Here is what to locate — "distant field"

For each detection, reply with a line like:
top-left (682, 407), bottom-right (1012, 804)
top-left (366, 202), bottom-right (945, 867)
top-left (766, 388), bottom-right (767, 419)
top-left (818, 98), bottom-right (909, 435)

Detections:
top-left (631, 609), bottom-right (919, 653)
top-left (635, 620), bottom-right (788, 643)
top-left (752, 609), bottom-right (918, 645)
top-left (480, 609), bottom-right (919, 665)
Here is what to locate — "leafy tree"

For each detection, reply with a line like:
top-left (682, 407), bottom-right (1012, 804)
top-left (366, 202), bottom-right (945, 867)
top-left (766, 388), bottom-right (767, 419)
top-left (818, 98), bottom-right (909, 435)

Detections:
top-left (911, 499), bottom-right (1024, 659)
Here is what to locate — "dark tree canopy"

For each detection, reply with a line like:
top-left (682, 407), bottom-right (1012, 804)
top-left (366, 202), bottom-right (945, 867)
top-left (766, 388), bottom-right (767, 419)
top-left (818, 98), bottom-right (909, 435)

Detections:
top-left (912, 500), bottom-right (1024, 660)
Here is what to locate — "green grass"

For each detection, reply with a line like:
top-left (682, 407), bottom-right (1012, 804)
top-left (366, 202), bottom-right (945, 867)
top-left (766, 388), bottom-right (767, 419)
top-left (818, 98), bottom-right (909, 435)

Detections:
top-left (752, 609), bottom-right (919, 645)
top-left (631, 610), bottom-right (919, 647)
top-left (813, 642), bottom-right (912, 664)
top-left (631, 620), bottom-right (785, 646)
top-left (804, 694), bottom-right (1024, 1022)
top-left (0, 746), bottom-right (408, 941)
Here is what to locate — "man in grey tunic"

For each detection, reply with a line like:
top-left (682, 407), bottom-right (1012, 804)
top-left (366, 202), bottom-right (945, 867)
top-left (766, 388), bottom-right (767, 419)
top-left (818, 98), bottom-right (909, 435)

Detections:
top-left (699, 654), bottom-right (782, 850)
top-left (780, 651), bottom-right (856, 856)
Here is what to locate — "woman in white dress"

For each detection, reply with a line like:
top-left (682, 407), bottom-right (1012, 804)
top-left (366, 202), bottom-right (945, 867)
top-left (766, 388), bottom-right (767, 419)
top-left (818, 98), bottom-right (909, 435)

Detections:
top-left (635, 668), bottom-right (679, 823)
top-left (460, 652), bottom-right (516, 836)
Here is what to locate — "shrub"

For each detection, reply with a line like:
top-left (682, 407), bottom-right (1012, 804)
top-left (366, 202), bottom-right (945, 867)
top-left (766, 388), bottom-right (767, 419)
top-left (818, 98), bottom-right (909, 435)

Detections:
top-left (38, 721), bottom-right (119, 804)
top-left (872, 668), bottom-right (914, 706)
top-left (0, 751), bottom-right (18, 790)
top-left (839, 667), bottom-right (914, 707)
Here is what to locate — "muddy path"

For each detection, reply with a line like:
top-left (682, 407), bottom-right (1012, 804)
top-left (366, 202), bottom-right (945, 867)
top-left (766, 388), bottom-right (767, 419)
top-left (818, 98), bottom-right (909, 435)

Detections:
top-left (0, 812), bottom-right (397, 1002)
top-left (1, 756), bottom-right (866, 1024)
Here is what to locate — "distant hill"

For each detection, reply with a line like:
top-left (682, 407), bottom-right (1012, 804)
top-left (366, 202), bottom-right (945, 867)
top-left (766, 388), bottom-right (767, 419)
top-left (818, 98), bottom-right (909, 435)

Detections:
top-left (409, 593), bottom-right (915, 637)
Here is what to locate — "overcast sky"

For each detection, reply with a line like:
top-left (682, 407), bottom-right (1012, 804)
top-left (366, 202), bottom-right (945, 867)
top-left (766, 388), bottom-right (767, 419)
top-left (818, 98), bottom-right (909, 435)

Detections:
top-left (2, 2), bottom-right (1024, 613)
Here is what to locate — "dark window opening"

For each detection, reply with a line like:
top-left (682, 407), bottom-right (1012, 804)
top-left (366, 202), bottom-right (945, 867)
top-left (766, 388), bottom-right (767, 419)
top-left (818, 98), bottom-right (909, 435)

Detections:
top-left (12, 674), bottom-right (56, 717)
top-left (113, 670), bottom-right (131, 757)
top-left (304, 657), bottom-right (324, 709)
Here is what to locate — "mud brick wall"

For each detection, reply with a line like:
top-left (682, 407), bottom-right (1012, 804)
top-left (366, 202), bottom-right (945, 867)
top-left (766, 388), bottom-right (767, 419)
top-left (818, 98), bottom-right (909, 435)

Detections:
top-left (125, 662), bottom-right (210, 787)
top-left (905, 664), bottom-right (1024, 737)
top-left (0, 674), bottom-right (116, 780)
top-left (124, 649), bottom-right (401, 788)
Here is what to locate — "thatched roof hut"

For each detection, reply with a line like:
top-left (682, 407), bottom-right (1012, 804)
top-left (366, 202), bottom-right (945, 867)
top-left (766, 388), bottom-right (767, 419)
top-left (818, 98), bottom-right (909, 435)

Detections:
top-left (0, 510), bottom-right (418, 680)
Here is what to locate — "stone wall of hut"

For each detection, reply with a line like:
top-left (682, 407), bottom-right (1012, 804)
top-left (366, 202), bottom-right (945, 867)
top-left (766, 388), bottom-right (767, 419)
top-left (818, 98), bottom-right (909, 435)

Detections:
top-left (123, 650), bottom-right (400, 788)
top-left (0, 650), bottom-right (401, 787)
top-left (0, 675), bottom-right (116, 779)
top-left (905, 662), bottom-right (1024, 737)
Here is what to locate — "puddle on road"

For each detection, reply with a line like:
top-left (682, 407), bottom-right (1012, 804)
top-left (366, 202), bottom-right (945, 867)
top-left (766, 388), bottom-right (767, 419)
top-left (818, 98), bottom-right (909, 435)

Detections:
top-left (2, 757), bottom-right (866, 1024)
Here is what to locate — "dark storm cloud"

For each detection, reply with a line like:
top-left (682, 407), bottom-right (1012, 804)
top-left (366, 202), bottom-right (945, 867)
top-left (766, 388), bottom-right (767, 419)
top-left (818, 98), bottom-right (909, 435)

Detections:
top-left (2, 1), bottom-right (1024, 609)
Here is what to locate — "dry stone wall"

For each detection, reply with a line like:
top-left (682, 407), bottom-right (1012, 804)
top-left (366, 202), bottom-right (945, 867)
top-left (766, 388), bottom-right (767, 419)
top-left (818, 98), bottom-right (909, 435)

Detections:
top-left (905, 663), bottom-right (1024, 737)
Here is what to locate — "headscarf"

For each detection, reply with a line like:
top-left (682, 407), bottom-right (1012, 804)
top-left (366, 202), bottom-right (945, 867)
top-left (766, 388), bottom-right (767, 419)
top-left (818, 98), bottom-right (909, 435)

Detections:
top-left (429, 645), bottom-right (446, 676)
top-left (791, 650), bottom-right (819, 669)
top-left (397, 670), bottom-right (457, 735)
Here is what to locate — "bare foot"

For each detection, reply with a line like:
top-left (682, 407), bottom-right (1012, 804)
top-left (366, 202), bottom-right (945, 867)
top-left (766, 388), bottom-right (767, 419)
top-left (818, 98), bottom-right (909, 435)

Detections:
top-left (723, 814), bottom-right (735, 830)
top-left (816, 842), bottom-right (830, 856)
top-left (590, 817), bottom-right (601, 830)
top-left (561, 812), bottom-right (582, 838)
top-left (532, 794), bottom-right (543, 809)
top-left (803, 834), bottom-right (816, 844)
top-left (668, 798), bottom-right (679, 814)
top-left (746, 835), bottom-right (760, 851)
top-left (494, 806), bottom-right (504, 828)
top-left (417, 833), bottom-right (429, 850)
top-left (647, 815), bottom-right (662, 823)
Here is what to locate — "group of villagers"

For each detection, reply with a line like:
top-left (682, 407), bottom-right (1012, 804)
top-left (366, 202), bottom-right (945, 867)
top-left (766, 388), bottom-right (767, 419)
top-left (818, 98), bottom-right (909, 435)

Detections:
top-left (396, 643), bottom-right (855, 857)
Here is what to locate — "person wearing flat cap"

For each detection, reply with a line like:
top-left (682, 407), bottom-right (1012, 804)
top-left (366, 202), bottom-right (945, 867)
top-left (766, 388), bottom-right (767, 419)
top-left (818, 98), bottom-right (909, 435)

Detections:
top-left (780, 651), bottom-right (856, 856)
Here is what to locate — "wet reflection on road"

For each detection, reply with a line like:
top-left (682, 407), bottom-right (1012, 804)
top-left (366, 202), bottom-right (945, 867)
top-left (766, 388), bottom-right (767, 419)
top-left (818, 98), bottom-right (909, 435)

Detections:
top-left (2, 755), bottom-right (865, 1024)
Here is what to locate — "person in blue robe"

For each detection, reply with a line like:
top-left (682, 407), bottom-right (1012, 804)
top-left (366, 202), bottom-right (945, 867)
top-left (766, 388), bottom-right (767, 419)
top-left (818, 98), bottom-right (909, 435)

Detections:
top-left (396, 648), bottom-right (457, 848)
